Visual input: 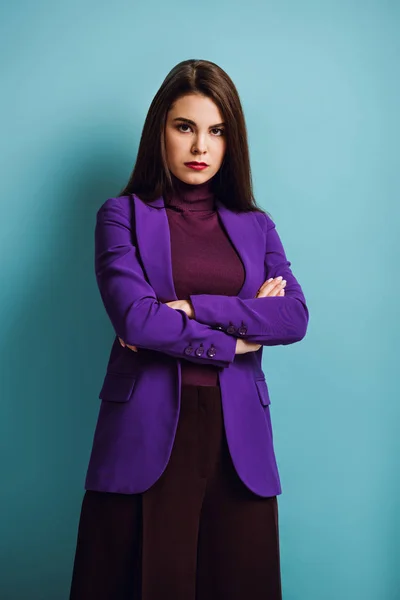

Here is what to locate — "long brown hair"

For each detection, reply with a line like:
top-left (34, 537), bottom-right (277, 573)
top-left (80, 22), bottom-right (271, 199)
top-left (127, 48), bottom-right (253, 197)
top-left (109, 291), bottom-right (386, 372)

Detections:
top-left (119, 59), bottom-right (266, 214)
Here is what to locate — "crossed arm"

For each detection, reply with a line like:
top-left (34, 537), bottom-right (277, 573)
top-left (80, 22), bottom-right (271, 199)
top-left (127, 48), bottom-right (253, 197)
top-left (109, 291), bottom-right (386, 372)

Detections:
top-left (118, 284), bottom-right (284, 354)
top-left (95, 198), bottom-right (238, 368)
top-left (188, 213), bottom-right (309, 346)
top-left (96, 198), bottom-right (309, 367)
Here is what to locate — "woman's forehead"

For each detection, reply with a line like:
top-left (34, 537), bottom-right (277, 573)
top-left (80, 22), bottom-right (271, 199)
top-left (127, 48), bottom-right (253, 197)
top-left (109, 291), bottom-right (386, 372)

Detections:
top-left (168, 94), bottom-right (224, 124)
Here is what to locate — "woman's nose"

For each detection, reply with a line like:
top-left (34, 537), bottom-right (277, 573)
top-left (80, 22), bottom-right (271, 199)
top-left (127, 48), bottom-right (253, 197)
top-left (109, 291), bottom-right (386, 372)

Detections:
top-left (192, 135), bottom-right (207, 154)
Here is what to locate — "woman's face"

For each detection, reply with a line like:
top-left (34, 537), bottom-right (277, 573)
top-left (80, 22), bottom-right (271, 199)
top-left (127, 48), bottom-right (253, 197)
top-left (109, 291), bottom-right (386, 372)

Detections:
top-left (164, 93), bottom-right (227, 185)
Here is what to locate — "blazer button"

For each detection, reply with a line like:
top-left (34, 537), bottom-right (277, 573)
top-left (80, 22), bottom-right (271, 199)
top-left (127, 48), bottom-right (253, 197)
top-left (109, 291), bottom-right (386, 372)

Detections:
top-left (184, 346), bottom-right (194, 355)
top-left (207, 345), bottom-right (216, 358)
top-left (195, 346), bottom-right (204, 357)
top-left (215, 324), bottom-right (224, 331)
top-left (238, 325), bottom-right (248, 335)
top-left (226, 324), bottom-right (236, 334)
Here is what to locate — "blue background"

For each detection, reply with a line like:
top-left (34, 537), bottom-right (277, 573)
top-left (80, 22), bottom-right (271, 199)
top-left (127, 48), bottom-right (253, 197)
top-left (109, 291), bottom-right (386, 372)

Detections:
top-left (1, 1), bottom-right (398, 598)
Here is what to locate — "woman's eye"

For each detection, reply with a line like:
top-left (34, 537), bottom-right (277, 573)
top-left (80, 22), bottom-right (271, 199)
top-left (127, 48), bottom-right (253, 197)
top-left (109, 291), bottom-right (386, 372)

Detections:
top-left (177, 124), bottom-right (191, 133)
top-left (176, 124), bottom-right (225, 136)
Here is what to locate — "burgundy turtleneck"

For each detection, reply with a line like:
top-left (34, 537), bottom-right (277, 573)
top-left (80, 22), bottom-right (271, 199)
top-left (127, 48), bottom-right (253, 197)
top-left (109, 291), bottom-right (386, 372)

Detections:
top-left (164, 172), bottom-right (245, 386)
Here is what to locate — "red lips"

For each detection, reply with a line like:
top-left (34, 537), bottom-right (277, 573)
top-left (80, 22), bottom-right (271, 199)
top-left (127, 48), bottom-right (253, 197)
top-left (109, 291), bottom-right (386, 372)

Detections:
top-left (184, 162), bottom-right (209, 171)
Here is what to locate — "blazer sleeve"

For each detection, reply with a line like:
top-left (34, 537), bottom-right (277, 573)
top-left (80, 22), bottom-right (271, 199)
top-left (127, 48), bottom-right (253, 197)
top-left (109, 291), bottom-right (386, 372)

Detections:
top-left (189, 212), bottom-right (309, 346)
top-left (95, 197), bottom-right (237, 368)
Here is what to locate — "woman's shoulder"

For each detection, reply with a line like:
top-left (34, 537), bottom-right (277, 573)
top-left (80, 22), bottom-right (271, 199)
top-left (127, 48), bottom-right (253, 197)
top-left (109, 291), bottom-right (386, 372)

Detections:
top-left (96, 194), bottom-right (134, 217)
top-left (251, 207), bottom-right (275, 234)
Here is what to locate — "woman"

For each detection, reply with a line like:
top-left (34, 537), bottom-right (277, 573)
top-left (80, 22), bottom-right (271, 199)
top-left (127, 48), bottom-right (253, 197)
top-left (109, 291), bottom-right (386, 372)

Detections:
top-left (69, 58), bottom-right (309, 600)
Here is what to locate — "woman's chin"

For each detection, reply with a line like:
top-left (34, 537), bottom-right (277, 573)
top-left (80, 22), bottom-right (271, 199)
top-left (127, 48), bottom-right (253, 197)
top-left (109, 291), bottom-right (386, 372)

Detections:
top-left (175, 170), bottom-right (213, 186)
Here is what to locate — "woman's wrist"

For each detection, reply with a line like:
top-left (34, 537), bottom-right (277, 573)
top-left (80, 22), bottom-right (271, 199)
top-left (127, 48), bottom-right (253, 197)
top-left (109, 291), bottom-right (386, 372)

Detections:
top-left (185, 299), bottom-right (195, 319)
top-left (235, 338), bottom-right (243, 354)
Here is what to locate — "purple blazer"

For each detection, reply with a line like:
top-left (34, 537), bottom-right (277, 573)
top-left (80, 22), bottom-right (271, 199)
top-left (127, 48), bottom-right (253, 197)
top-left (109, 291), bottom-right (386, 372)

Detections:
top-left (84, 193), bottom-right (309, 497)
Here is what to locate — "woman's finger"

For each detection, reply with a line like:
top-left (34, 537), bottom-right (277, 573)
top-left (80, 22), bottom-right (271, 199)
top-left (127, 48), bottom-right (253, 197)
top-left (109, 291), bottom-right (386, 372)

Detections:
top-left (258, 277), bottom-right (280, 295)
top-left (269, 280), bottom-right (286, 296)
top-left (260, 277), bottom-right (284, 291)
top-left (257, 278), bottom-right (286, 298)
top-left (119, 337), bottom-right (138, 352)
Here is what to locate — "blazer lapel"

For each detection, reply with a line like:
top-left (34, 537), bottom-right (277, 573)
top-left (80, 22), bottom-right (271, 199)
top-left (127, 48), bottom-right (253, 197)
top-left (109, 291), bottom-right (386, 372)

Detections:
top-left (133, 194), bottom-right (263, 303)
top-left (216, 199), bottom-right (262, 299)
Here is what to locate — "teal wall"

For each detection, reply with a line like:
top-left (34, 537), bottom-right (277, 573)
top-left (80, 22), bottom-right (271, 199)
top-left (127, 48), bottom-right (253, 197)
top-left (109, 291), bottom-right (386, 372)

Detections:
top-left (1, 1), bottom-right (398, 598)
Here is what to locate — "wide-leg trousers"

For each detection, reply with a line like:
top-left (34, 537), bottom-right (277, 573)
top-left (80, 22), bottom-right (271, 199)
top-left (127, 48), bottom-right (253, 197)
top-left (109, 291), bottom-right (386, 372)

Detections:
top-left (69, 384), bottom-right (282, 600)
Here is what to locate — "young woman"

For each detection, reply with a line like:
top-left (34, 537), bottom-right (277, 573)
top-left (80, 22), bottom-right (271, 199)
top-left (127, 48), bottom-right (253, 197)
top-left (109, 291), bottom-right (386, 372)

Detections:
top-left (69, 58), bottom-right (309, 600)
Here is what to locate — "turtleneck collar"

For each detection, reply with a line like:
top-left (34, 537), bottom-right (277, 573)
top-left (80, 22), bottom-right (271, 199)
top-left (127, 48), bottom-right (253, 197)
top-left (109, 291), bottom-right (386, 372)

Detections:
top-left (164, 172), bottom-right (216, 213)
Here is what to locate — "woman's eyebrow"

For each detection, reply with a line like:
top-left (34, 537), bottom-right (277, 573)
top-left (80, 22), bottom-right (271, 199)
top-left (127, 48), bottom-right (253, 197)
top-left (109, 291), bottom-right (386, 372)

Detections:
top-left (173, 117), bottom-right (226, 128)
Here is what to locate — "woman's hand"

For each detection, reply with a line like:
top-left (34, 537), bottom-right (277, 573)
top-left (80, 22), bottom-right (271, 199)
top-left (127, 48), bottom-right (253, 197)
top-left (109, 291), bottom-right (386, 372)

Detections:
top-left (118, 337), bottom-right (138, 352)
top-left (235, 338), bottom-right (262, 354)
top-left (255, 276), bottom-right (286, 298)
top-left (164, 299), bottom-right (194, 318)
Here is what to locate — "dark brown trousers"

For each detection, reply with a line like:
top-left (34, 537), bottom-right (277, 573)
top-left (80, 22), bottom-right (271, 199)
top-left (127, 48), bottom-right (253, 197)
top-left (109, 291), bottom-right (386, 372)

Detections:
top-left (69, 384), bottom-right (282, 600)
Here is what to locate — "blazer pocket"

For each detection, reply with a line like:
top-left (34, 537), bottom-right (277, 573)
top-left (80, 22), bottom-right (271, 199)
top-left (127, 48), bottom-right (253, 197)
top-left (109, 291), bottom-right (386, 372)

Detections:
top-left (99, 372), bottom-right (137, 403)
top-left (255, 376), bottom-right (271, 407)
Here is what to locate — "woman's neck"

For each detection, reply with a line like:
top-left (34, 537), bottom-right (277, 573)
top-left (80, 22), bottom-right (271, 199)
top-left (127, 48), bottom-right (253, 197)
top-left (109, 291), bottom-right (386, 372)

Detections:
top-left (164, 172), bottom-right (216, 212)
